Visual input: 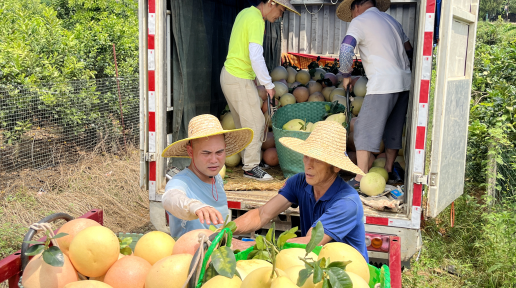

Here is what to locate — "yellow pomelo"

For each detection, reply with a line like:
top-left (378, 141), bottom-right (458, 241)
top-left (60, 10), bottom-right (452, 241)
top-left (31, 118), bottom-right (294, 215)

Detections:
top-left (283, 119), bottom-right (305, 131)
top-left (22, 253), bottom-right (78, 288)
top-left (307, 81), bottom-right (323, 94)
top-left (322, 86), bottom-right (336, 101)
top-left (241, 267), bottom-right (287, 288)
top-left (219, 165), bottom-right (226, 179)
top-left (64, 280), bottom-right (113, 288)
top-left (201, 275), bottom-right (242, 288)
top-left (280, 93), bottom-right (296, 106)
top-left (353, 76), bottom-right (368, 97)
top-left (134, 231), bottom-right (175, 266)
top-left (351, 97), bottom-right (364, 116)
top-left (276, 248), bottom-right (317, 271)
top-left (345, 271), bottom-right (370, 288)
top-left (372, 157), bottom-right (386, 168)
top-left (225, 153), bottom-right (241, 167)
top-left (284, 266), bottom-right (317, 288)
top-left (271, 66), bottom-right (288, 82)
top-left (56, 218), bottom-right (101, 257)
top-left (273, 81), bottom-right (289, 98)
top-left (287, 67), bottom-right (298, 83)
top-left (360, 172), bottom-right (387, 196)
top-left (308, 92), bottom-right (325, 102)
top-left (296, 70), bottom-right (311, 85)
top-left (369, 167), bottom-right (388, 182)
top-left (271, 276), bottom-right (298, 288)
top-left (221, 113), bottom-right (235, 130)
top-left (69, 226), bottom-right (120, 278)
top-left (329, 88), bottom-right (345, 102)
top-left (145, 254), bottom-right (193, 288)
top-left (236, 259), bottom-right (272, 281)
top-left (317, 242), bottom-right (370, 283)
top-left (325, 113), bottom-right (346, 124)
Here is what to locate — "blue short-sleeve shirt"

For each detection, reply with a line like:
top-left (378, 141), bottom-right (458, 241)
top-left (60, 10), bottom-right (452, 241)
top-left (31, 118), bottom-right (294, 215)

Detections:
top-left (165, 169), bottom-right (228, 238)
top-left (279, 173), bottom-right (368, 262)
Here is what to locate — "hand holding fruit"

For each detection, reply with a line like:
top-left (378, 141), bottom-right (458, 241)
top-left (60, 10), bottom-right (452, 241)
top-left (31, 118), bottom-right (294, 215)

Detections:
top-left (266, 88), bottom-right (275, 100)
top-left (195, 206), bottom-right (224, 225)
top-left (342, 77), bottom-right (351, 91)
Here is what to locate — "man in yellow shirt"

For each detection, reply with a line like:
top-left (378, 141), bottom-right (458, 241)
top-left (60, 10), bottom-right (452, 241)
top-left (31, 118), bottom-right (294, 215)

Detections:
top-left (220, 0), bottom-right (299, 181)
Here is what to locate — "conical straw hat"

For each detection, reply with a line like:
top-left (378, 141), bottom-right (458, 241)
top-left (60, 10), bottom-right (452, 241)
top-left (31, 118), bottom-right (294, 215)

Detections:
top-left (161, 114), bottom-right (253, 158)
top-left (279, 121), bottom-right (365, 175)
top-left (272, 0), bottom-right (301, 16)
top-left (336, 0), bottom-right (391, 22)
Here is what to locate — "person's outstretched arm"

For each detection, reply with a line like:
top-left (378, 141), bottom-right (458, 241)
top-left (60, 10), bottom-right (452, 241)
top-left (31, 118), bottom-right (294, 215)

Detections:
top-left (233, 194), bottom-right (292, 234)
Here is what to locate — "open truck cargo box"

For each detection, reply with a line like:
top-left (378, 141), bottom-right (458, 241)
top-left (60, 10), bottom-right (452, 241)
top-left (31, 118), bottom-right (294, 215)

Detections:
top-left (140, 0), bottom-right (479, 264)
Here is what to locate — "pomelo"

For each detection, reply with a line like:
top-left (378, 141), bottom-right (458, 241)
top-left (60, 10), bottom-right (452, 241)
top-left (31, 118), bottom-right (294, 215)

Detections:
top-left (296, 70), bottom-right (311, 85)
top-left (219, 165), bottom-right (226, 179)
top-left (69, 226), bottom-right (120, 278)
top-left (396, 155), bottom-right (406, 170)
top-left (257, 85), bottom-right (268, 101)
top-left (276, 248), bottom-right (317, 271)
top-left (308, 92), bottom-right (325, 102)
top-left (324, 73), bottom-right (337, 86)
top-left (201, 275), bottom-right (242, 288)
top-left (353, 76), bottom-right (368, 97)
top-left (263, 148), bottom-right (279, 166)
top-left (325, 113), bottom-right (346, 124)
top-left (240, 267), bottom-right (287, 288)
top-left (236, 259), bottom-right (272, 281)
top-left (307, 81), bottom-right (323, 94)
top-left (271, 66), bottom-right (288, 82)
top-left (262, 132), bottom-right (275, 150)
top-left (145, 254), bottom-right (192, 288)
top-left (22, 253), bottom-right (78, 288)
top-left (283, 119), bottom-right (305, 131)
top-left (221, 113), bottom-right (236, 130)
top-left (280, 93), bottom-right (296, 106)
top-left (284, 266), bottom-right (316, 288)
top-left (273, 81), bottom-right (288, 98)
top-left (134, 231), bottom-right (175, 265)
top-left (225, 153), bottom-right (241, 167)
top-left (321, 86), bottom-right (336, 101)
top-left (278, 79), bottom-right (288, 86)
top-left (369, 167), bottom-right (388, 182)
top-left (271, 276), bottom-right (297, 288)
top-left (64, 281), bottom-right (112, 288)
top-left (56, 218), bottom-right (101, 257)
top-left (287, 67), bottom-right (297, 83)
top-left (305, 122), bottom-right (314, 132)
top-left (351, 97), bottom-right (364, 116)
top-left (89, 253), bottom-right (126, 282)
top-left (344, 271), bottom-right (370, 288)
top-left (312, 68), bottom-right (326, 81)
top-left (318, 242), bottom-right (370, 283)
top-left (172, 229), bottom-right (213, 255)
top-left (329, 88), bottom-right (345, 102)
top-left (350, 117), bottom-right (356, 132)
top-left (372, 157), bottom-right (386, 168)
top-left (360, 172), bottom-right (387, 196)
top-left (293, 86), bottom-right (309, 103)
top-left (103, 256), bottom-right (151, 288)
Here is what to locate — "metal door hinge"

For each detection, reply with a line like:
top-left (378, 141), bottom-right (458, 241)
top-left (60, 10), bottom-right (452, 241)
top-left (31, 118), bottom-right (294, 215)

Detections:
top-left (413, 173), bottom-right (428, 185)
top-left (145, 152), bottom-right (157, 162)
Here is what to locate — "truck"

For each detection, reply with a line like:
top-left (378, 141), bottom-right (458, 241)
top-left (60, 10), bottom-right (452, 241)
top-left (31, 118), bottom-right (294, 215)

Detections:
top-left (139, 0), bottom-right (479, 270)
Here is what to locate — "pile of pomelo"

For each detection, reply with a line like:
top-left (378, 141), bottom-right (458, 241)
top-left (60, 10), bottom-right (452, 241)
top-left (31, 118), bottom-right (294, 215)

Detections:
top-left (21, 219), bottom-right (373, 288)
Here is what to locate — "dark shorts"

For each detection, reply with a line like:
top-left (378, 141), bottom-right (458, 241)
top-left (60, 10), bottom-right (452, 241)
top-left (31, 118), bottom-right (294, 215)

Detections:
top-left (353, 91), bottom-right (409, 152)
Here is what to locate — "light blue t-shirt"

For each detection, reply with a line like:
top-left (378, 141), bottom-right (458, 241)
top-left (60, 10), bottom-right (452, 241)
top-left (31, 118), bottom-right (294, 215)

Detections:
top-left (165, 168), bottom-right (228, 238)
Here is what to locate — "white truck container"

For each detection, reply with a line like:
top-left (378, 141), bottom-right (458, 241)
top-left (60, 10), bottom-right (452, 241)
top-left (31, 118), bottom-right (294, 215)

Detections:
top-left (139, 0), bottom-right (480, 264)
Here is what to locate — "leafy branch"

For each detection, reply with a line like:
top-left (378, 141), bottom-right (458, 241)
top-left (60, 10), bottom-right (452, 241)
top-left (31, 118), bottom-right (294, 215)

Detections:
top-left (24, 231), bottom-right (69, 267)
top-left (119, 236), bottom-right (133, 255)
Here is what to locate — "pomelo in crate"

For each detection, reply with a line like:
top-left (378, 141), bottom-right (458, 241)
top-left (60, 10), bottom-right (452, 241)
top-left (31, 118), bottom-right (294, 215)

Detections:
top-left (133, 231), bottom-right (175, 265)
top-left (56, 218), bottom-right (101, 257)
top-left (317, 242), bottom-right (371, 283)
top-left (172, 229), bottom-right (214, 255)
top-left (295, 70), bottom-right (311, 85)
top-left (103, 256), bottom-right (151, 288)
top-left (241, 267), bottom-right (288, 288)
top-left (145, 254), bottom-right (193, 288)
top-left (64, 280), bottom-right (113, 288)
top-left (275, 248), bottom-right (317, 271)
top-left (270, 66), bottom-right (288, 82)
top-left (236, 259), bottom-right (272, 281)
top-left (22, 253), bottom-right (78, 288)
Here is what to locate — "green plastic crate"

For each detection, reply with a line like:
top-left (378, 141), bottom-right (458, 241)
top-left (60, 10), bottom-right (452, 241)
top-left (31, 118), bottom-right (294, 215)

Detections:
top-left (235, 242), bottom-right (390, 288)
top-left (272, 102), bottom-right (346, 178)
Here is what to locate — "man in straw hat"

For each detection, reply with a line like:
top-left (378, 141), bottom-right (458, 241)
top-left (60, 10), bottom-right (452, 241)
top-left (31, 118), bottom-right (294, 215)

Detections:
top-left (232, 121), bottom-right (368, 262)
top-left (336, 0), bottom-right (413, 188)
top-left (220, 0), bottom-right (300, 181)
top-left (160, 114), bottom-right (253, 238)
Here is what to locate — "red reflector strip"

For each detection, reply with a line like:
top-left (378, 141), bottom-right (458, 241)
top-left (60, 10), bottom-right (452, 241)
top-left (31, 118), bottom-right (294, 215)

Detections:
top-left (419, 79), bottom-right (430, 103)
top-left (148, 0), bottom-right (155, 13)
top-left (148, 70), bottom-right (155, 91)
top-left (148, 35), bottom-right (155, 50)
top-left (426, 0), bottom-right (436, 13)
top-left (423, 32), bottom-right (434, 56)
top-left (149, 112), bottom-right (156, 132)
top-left (149, 161), bottom-right (156, 181)
top-left (413, 183), bottom-right (422, 207)
top-left (415, 126), bottom-right (426, 150)
top-left (227, 201), bottom-right (241, 209)
top-left (366, 217), bottom-right (389, 226)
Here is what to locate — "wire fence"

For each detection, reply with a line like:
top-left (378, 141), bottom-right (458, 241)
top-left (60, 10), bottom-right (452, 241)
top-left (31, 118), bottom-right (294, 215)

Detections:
top-left (0, 77), bottom-right (140, 176)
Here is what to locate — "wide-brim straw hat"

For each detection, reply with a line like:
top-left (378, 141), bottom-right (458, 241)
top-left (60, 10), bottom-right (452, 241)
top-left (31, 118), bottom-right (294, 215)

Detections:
top-left (161, 114), bottom-right (253, 158)
top-left (279, 121), bottom-right (365, 176)
top-left (336, 0), bottom-right (391, 22)
top-left (273, 0), bottom-right (301, 16)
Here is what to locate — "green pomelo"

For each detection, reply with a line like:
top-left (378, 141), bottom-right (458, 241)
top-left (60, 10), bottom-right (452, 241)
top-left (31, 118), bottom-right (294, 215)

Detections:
top-left (369, 167), bottom-right (388, 182)
top-left (273, 81), bottom-right (289, 98)
top-left (283, 119), bottom-right (305, 131)
top-left (329, 88), bottom-right (345, 102)
top-left (271, 66), bottom-right (288, 82)
top-left (353, 76), bottom-right (368, 97)
top-left (360, 172), bottom-right (386, 196)
top-left (295, 70), bottom-right (311, 85)
top-left (351, 96), bottom-right (364, 116)
top-left (280, 93), bottom-right (296, 106)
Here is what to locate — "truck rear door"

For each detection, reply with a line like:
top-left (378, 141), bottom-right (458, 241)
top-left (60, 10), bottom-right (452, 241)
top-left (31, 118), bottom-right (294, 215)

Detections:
top-left (425, 0), bottom-right (479, 217)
